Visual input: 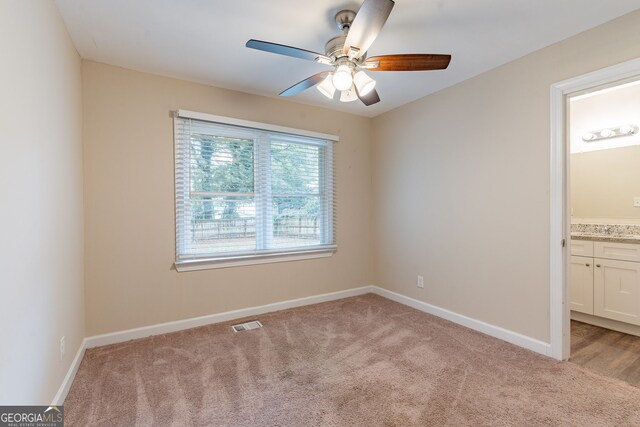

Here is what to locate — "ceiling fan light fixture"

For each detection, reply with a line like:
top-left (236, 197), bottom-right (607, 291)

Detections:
top-left (339, 85), bottom-right (358, 103)
top-left (332, 64), bottom-right (353, 91)
top-left (317, 74), bottom-right (336, 99)
top-left (353, 71), bottom-right (376, 96)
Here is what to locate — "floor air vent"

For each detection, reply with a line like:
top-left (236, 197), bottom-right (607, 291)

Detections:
top-left (232, 320), bottom-right (263, 332)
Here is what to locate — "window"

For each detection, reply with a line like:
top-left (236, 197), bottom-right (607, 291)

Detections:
top-left (174, 110), bottom-right (336, 270)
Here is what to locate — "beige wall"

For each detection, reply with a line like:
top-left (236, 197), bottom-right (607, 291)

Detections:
top-left (82, 61), bottom-right (373, 336)
top-left (372, 11), bottom-right (640, 342)
top-left (0, 2), bottom-right (84, 404)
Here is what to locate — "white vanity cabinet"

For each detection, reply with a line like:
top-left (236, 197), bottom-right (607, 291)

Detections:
top-left (571, 239), bottom-right (640, 326)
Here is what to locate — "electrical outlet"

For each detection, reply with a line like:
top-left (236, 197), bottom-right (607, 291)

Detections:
top-left (416, 275), bottom-right (424, 288)
top-left (60, 336), bottom-right (65, 361)
top-left (634, 197), bottom-right (640, 207)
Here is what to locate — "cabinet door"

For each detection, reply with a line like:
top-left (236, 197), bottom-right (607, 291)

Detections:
top-left (570, 256), bottom-right (594, 314)
top-left (594, 258), bottom-right (640, 325)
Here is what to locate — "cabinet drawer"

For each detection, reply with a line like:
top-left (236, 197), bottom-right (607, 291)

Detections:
top-left (594, 241), bottom-right (640, 262)
top-left (571, 240), bottom-right (594, 257)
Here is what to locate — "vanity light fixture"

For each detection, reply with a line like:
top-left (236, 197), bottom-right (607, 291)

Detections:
top-left (582, 124), bottom-right (638, 142)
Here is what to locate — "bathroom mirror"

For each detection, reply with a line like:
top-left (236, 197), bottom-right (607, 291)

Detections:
top-left (570, 80), bottom-right (640, 224)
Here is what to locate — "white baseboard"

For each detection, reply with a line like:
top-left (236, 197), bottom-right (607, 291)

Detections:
top-left (370, 286), bottom-right (552, 357)
top-left (51, 338), bottom-right (87, 406)
top-left (55, 283), bottom-right (552, 404)
top-left (84, 285), bottom-right (551, 356)
top-left (85, 286), bottom-right (374, 348)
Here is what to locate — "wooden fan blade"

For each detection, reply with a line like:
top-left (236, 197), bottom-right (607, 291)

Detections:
top-left (279, 72), bottom-right (330, 97)
top-left (246, 39), bottom-right (332, 64)
top-left (356, 87), bottom-right (380, 106)
top-left (343, 0), bottom-right (395, 59)
top-left (364, 54), bottom-right (451, 71)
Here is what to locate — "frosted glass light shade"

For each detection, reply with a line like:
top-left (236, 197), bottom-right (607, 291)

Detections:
top-left (600, 129), bottom-right (614, 138)
top-left (620, 125), bottom-right (635, 135)
top-left (339, 86), bottom-right (358, 103)
top-left (353, 71), bottom-right (376, 96)
top-left (332, 65), bottom-right (353, 91)
top-left (317, 74), bottom-right (336, 99)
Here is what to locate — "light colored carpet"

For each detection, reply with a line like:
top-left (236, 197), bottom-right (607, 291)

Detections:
top-left (65, 294), bottom-right (640, 426)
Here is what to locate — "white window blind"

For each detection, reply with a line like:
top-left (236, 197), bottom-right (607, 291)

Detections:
top-left (174, 111), bottom-right (336, 268)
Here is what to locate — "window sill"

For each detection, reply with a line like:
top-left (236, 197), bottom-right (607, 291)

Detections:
top-left (174, 248), bottom-right (336, 272)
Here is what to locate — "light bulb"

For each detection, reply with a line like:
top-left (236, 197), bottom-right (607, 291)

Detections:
top-left (353, 71), bottom-right (376, 96)
top-left (582, 132), bottom-right (596, 141)
top-left (600, 128), bottom-right (614, 138)
top-left (317, 74), bottom-right (336, 99)
top-left (339, 85), bottom-right (358, 103)
top-left (332, 65), bottom-right (353, 91)
top-left (619, 125), bottom-right (635, 135)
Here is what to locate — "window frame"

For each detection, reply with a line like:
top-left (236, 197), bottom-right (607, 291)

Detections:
top-left (173, 110), bottom-right (337, 272)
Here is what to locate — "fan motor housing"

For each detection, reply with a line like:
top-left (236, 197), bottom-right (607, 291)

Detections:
top-left (325, 35), bottom-right (347, 59)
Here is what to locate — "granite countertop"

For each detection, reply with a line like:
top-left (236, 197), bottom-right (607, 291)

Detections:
top-left (571, 223), bottom-right (640, 244)
top-left (570, 232), bottom-right (640, 244)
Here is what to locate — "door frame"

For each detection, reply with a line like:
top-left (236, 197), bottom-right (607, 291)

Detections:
top-left (549, 57), bottom-right (640, 360)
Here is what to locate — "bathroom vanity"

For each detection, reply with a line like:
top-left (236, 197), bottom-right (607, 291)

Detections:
top-left (570, 224), bottom-right (640, 335)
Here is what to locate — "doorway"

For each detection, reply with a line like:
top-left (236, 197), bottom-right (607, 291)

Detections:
top-left (566, 79), bottom-right (640, 385)
top-left (550, 57), bottom-right (640, 362)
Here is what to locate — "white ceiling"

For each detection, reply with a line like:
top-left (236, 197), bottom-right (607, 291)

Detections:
top-left (54, 0), bottom-right (640, 118)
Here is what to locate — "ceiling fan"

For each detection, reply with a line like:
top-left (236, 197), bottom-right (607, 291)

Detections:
top-left (245, 0), bottom-right (451, 106)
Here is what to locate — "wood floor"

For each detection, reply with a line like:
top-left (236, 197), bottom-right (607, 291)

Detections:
top-left (571, 320), bottom-right (640, 387)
